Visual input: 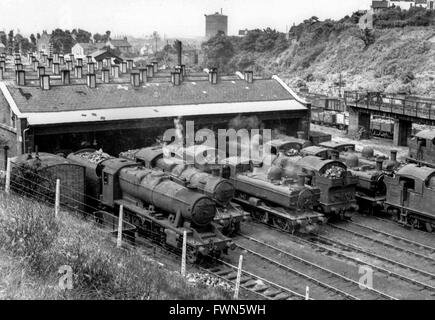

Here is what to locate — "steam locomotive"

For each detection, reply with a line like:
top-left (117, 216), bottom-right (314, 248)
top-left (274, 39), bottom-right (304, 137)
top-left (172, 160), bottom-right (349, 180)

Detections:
top-left (119, 146), bottom-right (249, 235)
top-left (66, 149), bottom-right (232, 262)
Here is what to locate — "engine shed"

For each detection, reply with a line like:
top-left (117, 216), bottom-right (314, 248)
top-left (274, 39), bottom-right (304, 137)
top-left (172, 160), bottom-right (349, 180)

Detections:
top-left (0, 53), bottom-right (311, 169)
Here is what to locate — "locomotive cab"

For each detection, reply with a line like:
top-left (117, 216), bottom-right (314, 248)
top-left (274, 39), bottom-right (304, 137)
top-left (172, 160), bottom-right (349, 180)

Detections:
top-left (407, 129), bottom-right (435, 166)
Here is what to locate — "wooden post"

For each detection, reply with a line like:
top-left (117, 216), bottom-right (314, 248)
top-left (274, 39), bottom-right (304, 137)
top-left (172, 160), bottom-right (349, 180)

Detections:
top-left (234, 255), bottom-right (243, 299)
top-left (55, 179), bottom-right (60, 218)
top-left (117, 205), bottom-right (124, 248)
top-left (305, 286), bottom-right (310, 300)
top-left (181, 230), bottom-right (187, 276)
top-left (5, 157), bottom-right (11, 194)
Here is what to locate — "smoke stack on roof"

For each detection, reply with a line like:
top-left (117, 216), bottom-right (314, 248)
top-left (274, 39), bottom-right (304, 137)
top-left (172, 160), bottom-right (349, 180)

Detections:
top-left (61, 69), bottom-right (71, 85)
top-left (37, 66), bottom-right (45, 78)
top-left (40, 75), bottom-right (50, 90)
top-left (16, 70), bottom-right (26, 86)
top-left (74, 66), bottom-right (83, 78)
top-left (208, 68), bottom-right (218, 84)
top-left (130, 72), bottom-right (140, 87)
top-left (244, 70), bottom-right (253, 83)
top-left (52, 62), bottom-right (60, 75)
top-left (171, 71), bottom-right (181, 86)
top-left (121, 61), bottom-right (127, 73)
top-left (102, 68), bottom-right (110, 83)
top-left (111, 65), bottom-right (120, 78)
top-left (152, 61), bottom-right (158, 73)
top-left (87, 62), bottom-right (95, 74)
top-left (87, 73), bottom-right (96, 88)
top-left (146, 64), bottom-right (154, 77)
top-left (139, 68), bottom-right (147, 83)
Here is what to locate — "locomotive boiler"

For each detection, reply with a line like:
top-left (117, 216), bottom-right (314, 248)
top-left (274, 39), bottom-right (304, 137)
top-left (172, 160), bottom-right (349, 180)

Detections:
top-left (68, 149), bottom-right (231, 261)
top-left (220, 156), bottom-right (326, 234)
top-left (120, 146), bottom-right (249, 235)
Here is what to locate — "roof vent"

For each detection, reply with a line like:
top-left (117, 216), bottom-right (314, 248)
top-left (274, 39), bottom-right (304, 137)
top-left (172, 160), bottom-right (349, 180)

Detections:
top-left (244, 70), bottom-right (253, 83)
top-left (87, 62), bottom-right (95, 74)
top-left (16, 70), bottom-right (26, 86)
top-left (40, 75), bottom-right (50, 90)
top-left (171, 71), bottom-right (181, 86)
top-left (120, 61), bottom-right (127, 73)
top-left (37, 66), bottom-right (45, 78)
top-left (130, 72), bottom-right (140, 87)
top-left (111, 65), bottom-right (119, 78)
top-left (74, 66), bottom-right (83, 78)
top-left (52, 62), bottom-right (60, 75)
top-left (87, 73), bottom-right (96, 88)
top-left (127, 59), bottom-right (133, 70)
top-left (66, 60), bottom-right (73, 71)
top-left (152, 61), bottom-right (158, 73)
top-left (139, 68), bottom-right (147, 83)
top-left (61, 69), bottom-right (71, 85)
top-left (208, 68), bottom-right (218, 84)
top-left (33, 60), bottom-right (39, 72)
top-left (146, 64), bottom-right (154, 77)
top-left (102, 68), bottom-right (110, 83)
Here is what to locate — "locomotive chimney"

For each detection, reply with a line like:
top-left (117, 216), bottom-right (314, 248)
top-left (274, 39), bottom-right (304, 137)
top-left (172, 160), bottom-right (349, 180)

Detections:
top-left (130, 72), bottom-right (140, 87)
top-left (208, 68), bottom-right (218, 84)
top-left (74, 66), bottom-right (83, 78)
top-left (111, 65), bottom-right (120, 78)
top-left (146, 64), bottom-right (154, 77)
top-left (87, 62), bottom-right (95, 74)
top-left (52, 62), bottom-right (60, 75)
top-left (121, 61), bottom-right (127, 73)
top-left (152, 61), bottom-right (158, 73)
top-left (37, 66), bottom-right (45, 78)
top-left (390, 150), bottom-right (397, 162)
top-left (127, 59), bottom-right (133, 70)
top-left (101, 68), bottom-right (110, 83)
top-left (175, 40), bottom-right (182, 66)
top-left (139, 67), bottom-right (147, 83)
top-left (171, 71), bottom-right (181, 86)
top-left (376, 158), bottom-right (383, 171)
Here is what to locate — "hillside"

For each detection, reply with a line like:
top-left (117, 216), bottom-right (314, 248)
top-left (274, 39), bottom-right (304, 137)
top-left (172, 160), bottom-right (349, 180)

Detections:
top-left (201, 9), bottom-right (435, 98)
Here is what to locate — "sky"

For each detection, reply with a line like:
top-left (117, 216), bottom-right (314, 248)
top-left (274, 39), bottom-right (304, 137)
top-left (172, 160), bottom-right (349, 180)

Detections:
top-left (0, 0), bottom-right (372, 38)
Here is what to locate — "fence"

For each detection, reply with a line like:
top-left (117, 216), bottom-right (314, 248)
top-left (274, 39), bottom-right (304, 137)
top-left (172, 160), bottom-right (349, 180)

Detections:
top-left (344, 91), bottom-right (435, 120)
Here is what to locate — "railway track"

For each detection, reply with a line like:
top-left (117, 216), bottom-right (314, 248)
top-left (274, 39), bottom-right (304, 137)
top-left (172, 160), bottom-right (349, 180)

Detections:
top-left (250, 220), bottom-right (435, 296)
top-left (235, 233), bottom-right (396, 300)
top-left (201, 259), bottom-right (307, 300)
top-left (327, 222), bottom-right (435, 263)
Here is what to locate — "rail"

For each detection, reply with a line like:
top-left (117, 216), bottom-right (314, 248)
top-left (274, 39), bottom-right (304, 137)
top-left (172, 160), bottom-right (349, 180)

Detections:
top-left (344, 91), bottom-right (435, 121)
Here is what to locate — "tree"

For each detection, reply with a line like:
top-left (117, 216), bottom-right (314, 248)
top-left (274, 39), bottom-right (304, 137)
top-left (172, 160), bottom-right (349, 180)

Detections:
top-left (72, 29), bottom-right (92, 43)
top-left (50, 29), bottom-right (74, 54)
top-left (355, 28), bottom-right (375, 47)
top-left (201, 31), bottom-right (234, 73)
top-left (93, 33), bottom-right (103, 43)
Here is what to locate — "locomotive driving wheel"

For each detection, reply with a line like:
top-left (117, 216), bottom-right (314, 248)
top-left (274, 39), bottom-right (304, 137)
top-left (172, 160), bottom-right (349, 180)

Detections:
top-left (272, 216), bottom-right (294, 233)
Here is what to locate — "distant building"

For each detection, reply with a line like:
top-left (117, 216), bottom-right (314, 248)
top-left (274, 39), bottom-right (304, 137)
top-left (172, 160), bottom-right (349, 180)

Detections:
top-left (238, 29), bottom-right (249, 37)
top-left (106, 37), bottom-right (132, 54)
top-left (372, 0), bottom-right (389, 12)
top-left (71, 42), bottom-right (106, 57)
top-left (36, 31), bottom-right (51, 55)
top-left (205, 11), bottom-right (228, 39)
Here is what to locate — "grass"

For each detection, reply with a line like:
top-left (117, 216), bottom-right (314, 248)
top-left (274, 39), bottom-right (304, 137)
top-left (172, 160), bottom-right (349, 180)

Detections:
top-left (0, 191), bottom-right (232, 300)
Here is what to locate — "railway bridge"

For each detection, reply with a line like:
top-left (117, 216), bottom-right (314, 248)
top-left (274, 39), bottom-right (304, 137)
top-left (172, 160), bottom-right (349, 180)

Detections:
top-left (344, 91), bottom-right (435, 146)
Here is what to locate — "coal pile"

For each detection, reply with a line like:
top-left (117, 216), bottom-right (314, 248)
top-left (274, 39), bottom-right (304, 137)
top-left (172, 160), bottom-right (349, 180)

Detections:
top-left (322, 166), bottom-right (346, 179)
top-left (119, 149), bottom-right (139, 160)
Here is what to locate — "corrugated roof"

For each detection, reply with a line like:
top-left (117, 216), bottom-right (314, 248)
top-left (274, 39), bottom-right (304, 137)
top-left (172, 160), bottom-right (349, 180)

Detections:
top-left (6, 78), bottom-right (295, 113)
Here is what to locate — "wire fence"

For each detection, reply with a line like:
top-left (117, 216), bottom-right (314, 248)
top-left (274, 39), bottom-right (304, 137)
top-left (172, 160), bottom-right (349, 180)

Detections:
top-left (3, 159), bottom-right (187, 264)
